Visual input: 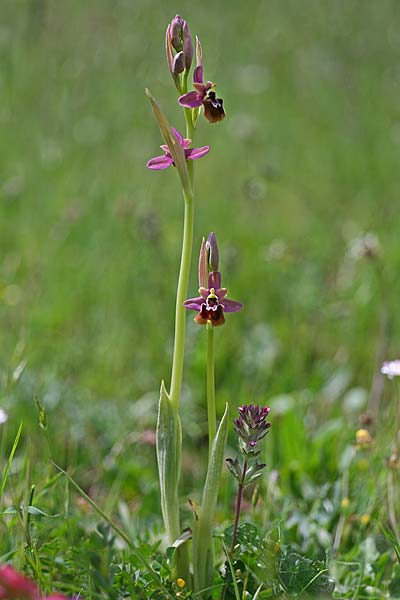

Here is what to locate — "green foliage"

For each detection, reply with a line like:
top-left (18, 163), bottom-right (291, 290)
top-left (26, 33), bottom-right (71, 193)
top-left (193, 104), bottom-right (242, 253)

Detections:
top-left (156, 381), bottom-right (182, 543)
top-left (193, 404), bottom-right (229, 595)
top-left (1, 1), bottom-right (400, 598)
top-left (278, 549), bottom-right (334, 597)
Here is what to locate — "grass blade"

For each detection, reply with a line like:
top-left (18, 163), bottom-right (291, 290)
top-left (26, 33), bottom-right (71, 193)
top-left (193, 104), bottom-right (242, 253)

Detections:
top-left (51, 460), bottom-right (173, 597)
top-left (0, 422), bottom-right (23, 500)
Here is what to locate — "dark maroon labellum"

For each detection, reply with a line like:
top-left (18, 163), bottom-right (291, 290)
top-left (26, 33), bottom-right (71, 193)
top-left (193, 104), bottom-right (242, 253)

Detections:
top-left (203, 90), bottom-right (225, 123)
top-left (194, 291), bottom-right (225, 326)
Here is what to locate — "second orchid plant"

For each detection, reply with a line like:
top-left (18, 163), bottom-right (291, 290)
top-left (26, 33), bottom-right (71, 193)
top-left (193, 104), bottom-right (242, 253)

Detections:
top-left (146, 15), bottom-right (271, 597)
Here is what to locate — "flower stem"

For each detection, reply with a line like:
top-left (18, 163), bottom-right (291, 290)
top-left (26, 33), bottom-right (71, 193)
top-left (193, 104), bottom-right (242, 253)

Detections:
top-left (169, 190), bottom-right (194, 412)
top-left (207, 323), bottom-right (216, 456)
top-left (231, 460), bottom-right (247, 551)
top-left (169, 87), bottom-right (195, 412)
top-left (387, 470), bottom-right (400, 544)
top-left (165, 104), bottom-right (195, 583)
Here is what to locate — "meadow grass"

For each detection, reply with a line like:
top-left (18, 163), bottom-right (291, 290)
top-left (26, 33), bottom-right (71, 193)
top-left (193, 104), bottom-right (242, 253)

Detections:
top-left (1, 1), bottom-right (400, 597)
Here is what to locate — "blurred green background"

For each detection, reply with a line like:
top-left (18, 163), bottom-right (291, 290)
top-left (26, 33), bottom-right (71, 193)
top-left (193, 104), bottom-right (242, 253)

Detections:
top-left (1, 0), bottom-right (400, 515)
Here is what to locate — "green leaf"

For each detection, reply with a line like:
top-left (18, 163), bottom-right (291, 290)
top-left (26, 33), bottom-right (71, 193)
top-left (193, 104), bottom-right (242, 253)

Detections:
top-left (25, 505), bottom-right (60, 518)
top-left (279, 549), bottom-right (335, 597)
top-left (0, 422), bottom-right (22, 500)
top-left (193, 403), bottom-right (229, 594)
top-left (156, 380), bottom-right (182, 544)
top-left (224, 522), bottom-right (261, 554)
top-left (145, 89), bottom-right (191, 197)
top-left (0, 506), bottom-right (18, 515)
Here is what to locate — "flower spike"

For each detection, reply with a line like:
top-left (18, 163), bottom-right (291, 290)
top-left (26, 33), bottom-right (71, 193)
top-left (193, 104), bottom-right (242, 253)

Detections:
top-left (234, 404), bottom-right (271, 457)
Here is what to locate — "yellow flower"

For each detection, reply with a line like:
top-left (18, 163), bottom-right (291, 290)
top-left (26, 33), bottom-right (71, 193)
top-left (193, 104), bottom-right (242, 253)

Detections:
top-left (341, 497), bottom-right (350, 509)
top-left (355, 429), bottom-right (372, 448)
top-left (360, 514), bottom-right (371, 526)
top-left (177, 578), bottom-right (186, 589)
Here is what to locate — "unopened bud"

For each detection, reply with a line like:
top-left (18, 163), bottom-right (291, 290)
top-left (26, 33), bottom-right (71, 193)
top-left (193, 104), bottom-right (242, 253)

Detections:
top-left (206, 232), bottom-right (219, 272)
top-left (170, 15), bottom-right (185, 51)
top-left (172, 51), bottom-right (185, 75)
top-left (168, 15), bottom-right (193, 71)
top-left (182, 21), bottom-right (193, 70)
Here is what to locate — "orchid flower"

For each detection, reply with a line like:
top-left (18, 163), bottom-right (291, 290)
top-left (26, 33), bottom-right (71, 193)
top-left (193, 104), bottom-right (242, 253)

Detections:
top-left (146, 127), bottom-right (209, 170)
top-left (178, 38), bottom-right (225, 123)
top-left (184, 233), bottom-right (242, 326)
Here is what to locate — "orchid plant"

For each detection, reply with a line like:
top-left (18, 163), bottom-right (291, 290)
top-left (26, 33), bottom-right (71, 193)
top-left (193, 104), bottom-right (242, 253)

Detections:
top-left (146, 15), bottom-right (270, 597)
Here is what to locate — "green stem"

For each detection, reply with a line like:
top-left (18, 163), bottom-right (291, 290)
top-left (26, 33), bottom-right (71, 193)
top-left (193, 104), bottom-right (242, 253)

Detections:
top-left (165, 102), bottom-right (195, 583)
top-left (207, 324), bottom-right (216, 456)
top-left (169, 187), bottom-right (194, 412)
top-left (169, 100), bottom-right (194, 411)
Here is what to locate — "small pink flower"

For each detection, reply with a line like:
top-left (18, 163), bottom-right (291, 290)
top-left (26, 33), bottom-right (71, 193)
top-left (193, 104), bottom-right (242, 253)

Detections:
top-left (146, 127), bottom-right (209, 171)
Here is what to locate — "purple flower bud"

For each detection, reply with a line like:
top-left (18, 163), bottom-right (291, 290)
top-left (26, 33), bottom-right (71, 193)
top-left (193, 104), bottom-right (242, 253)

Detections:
top-left (165, 24), bottom-right (180, 91)
top-left (170, 15), bottom-right (185, 51)
top-left (168, 15), bottom-right (193, 71)
top-left (183, 21), bottom-right (194, 70)
top-left (173, 51), bottom-right (185, 75)
top-left (166, 16), bottom-right (194, 88)
top-left (206, 232), bottom-right (219, 272)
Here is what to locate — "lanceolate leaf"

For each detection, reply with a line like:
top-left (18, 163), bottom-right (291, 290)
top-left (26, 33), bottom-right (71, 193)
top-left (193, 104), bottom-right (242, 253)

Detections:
top-left (156, 380), bottom-right (182, 544)
top-left (193, 403), bottom-right (229, 593)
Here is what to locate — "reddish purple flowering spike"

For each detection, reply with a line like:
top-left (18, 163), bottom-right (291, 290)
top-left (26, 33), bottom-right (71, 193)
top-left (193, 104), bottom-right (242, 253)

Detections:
top-left (233, 404), bottom-right (271, 456)
top-left (184, 233), bottom-right (243, 326)
top-left (147, 128), bottom-right (209, 171)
